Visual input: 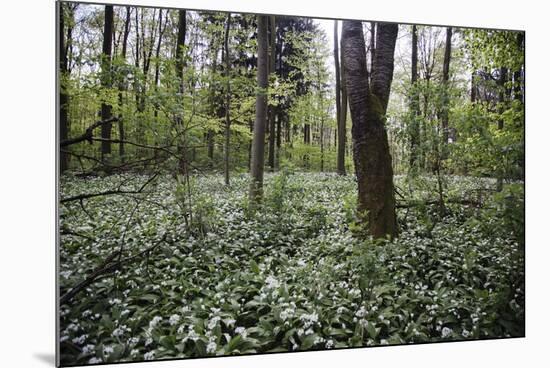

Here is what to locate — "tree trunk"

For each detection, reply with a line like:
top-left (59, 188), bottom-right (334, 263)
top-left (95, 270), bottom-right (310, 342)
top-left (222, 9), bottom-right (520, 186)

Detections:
top-left (267, 16), bottom-right (277, 171)
top-left (342, 21), bottom-right (397, 240)
top-left (176, 10), bottom-right (187, 176)
top-left (335, 20), bottom-right (346, 175)
top-left (117, 6), bottom-right (131, 161)
top-left (249, 15), bottom-right (269, 203)
top-left (59, 3), bottom-right (70, 172)
top-left (100, 5), bottom-right (114, 161)
top-left (441, 27), bottom-right (452, 146)
top-left (409, 25), bottom-right (420, 170)
top-left (514, 33), bottom-right (524, 103)
top-left (496, 66), bottom-right (507, 191)
top-left (223, 13), bottom-right (231, 185)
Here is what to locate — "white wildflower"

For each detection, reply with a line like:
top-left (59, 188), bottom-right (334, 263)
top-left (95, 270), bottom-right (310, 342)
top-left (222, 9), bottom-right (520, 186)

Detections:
top-left (235, 326), bottom-right (247, 339)
top-left (265, 275), bottom-right (280, 289)
top-left (144, 351), bottom-right (155, 360)
top-left (206, 341), bottom-right (217, 354)
top-left (441, 327), bottom-right (452, 338)
top-left (82, 344), bottom-right (95, 354)
top-left (169, 314), bottom-right (180, 326)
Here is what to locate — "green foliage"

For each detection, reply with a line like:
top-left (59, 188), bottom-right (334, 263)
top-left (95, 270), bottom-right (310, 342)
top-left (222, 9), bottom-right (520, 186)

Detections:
top-left (59, 173), bottom-right (524, 365)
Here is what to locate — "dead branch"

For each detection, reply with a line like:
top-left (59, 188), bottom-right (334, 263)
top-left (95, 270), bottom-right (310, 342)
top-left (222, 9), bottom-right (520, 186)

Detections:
top-left (60, 117), bottom-right (118, 147)
top-left (59, 233), bottom-right (168, 305)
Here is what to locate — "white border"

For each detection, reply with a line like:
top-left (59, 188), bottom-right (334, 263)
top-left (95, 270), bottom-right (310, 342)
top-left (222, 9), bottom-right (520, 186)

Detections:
top-left (1, 0), bottom-right (548, 367)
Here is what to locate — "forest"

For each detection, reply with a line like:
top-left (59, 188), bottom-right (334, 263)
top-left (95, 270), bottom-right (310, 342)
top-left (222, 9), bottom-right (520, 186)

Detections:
top-left (57, 2), bottom-right (525, 366)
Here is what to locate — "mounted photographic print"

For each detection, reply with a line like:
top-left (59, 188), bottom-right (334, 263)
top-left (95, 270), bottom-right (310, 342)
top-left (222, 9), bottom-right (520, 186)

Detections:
top-left (57, 0), bottom-right (525, 366)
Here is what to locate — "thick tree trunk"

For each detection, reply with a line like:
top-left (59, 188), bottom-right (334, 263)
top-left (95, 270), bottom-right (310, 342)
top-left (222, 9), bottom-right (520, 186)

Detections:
top-left (409, 25), bottom-right (420, 170)
top-left (249, 15), bottom-right (269, 203)
top-left (100, 5), bottom-right (114, 161)
top-left (59, 3), bottom-right (70, 172)
top-left (176, 10), bottom-right (187, 176)
top-left (267, 16), bottom-right (277, 171)
top-left (223, 13), bottom-right (231, 185)
top-left (335, 20), bottom-right (346, 175)
top-left (342, 21), bottom-right (397, 240)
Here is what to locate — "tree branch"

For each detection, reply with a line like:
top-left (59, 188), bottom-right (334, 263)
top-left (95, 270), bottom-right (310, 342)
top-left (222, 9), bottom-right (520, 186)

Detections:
top-left (60, 117), bottom-right (119, 147)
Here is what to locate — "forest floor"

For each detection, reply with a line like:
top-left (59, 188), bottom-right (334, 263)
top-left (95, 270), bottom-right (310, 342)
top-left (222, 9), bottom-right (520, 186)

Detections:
top-left (59, 172), bottom-right (524, 365)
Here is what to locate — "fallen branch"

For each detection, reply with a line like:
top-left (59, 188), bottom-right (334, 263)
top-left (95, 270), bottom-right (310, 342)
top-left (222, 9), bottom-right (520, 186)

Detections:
top-left (59, 233), bottom-right (168, 305)
top-left (396, 198), bottom-right (482, 209)
top-left (60, 117), bottom-right (118, 147)
top-left (60, 172), bottom-right (158, 203)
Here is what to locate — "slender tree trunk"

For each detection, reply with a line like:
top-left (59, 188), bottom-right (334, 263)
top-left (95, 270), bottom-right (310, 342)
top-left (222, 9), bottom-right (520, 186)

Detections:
top-left (100, 5), bottom-right (114, 162)
top-left (514, 33), bottom-right (524, 103)
top-left (335, 20), bottom-right (346, 175)
top-left (117, 6), bottom-right (131, 161)
top-left (409, 25), bottom-right (420, 171)
top-left (153, 9), bottom-right (167, 120)
top-left (496, 66), bottom-right (507, 191)
top-left (340, 32), bottom-right (348, 172)
top-left (176, 10), bottom-right (187, 176)
top-left (470, 71), bottom-right (476, 103)
top-left (223, 13), bottom-right (232, 185)
top-left (342, 21), bottom-right (397, 240)
top-left (441, 27), bottom-right (452, 146)
top-left (249, 15), bottom-right (269, 203)
top-left (267, 16), bottom-right (277, 170)
top-left (59, 3), bottom-right (70, 172)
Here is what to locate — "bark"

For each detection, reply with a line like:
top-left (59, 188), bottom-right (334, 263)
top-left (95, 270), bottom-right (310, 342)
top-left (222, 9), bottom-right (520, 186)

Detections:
top-left (409, 25), bottom-right (420, 170)
top-left (117, 7), bottom-right (131, 160)
top-left (100, 5), bottom-right (114, 161)
top-left (335, 20), bottom-right (346, 175)
top-left (249, 15), bottom-right (269, 203)
top-left (496, 66), bottom-right (507, 191)
top-left (342, 21), bottom-right (397, 240)
top-left (470, 71), bottom-right (476, 103)
top-left (514, 33), bottom-right (524, 103)
top-left (441, 27), bottom-right (452, 145)
top-left (340, 33), bottom-right (348, 171)
top-left (153, 10), bottom-right (167, 119)
top-left (175, 10), bottom-right (187, 176)
top-left (267, 16), bottom-right (277, 170)
top-left (59, 3), bottom-right (70, 172)
top-left (223, 13), bottom-right (232, 185)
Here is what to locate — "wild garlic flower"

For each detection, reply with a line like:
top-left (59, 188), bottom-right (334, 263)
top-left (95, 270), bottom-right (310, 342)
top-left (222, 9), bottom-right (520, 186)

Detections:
top-left (169, 314), bottom-right (180, 326)
top-left (143, 351), bottom-right (155, 360)
top-left (206, 341), bottom-right (217, 354)
top-left (235, 326), bottom-right (247, 339)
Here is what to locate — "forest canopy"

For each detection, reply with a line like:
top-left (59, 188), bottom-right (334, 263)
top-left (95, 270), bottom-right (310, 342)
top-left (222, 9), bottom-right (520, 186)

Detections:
top-left (58, 2), bottom-right (524, 366)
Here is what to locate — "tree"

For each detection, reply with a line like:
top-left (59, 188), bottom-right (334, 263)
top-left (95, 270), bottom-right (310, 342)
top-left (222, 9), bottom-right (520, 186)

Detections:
top-left (175, 10), bottom-right (187, 175)
top-left (59, 2), bottom-right (70, 172)
top-left (441, 27), bottom-right (452, 146)
top-left (249, 15), bottom-right (269, 204)
top-left (267, 16), bottom-right (277, 170)
top-left (100, 5), bottom-right (114, 161)
top-left (341, 21), bottom-right (398, 239)
top-left (223, 13), bottom-right (232, 185)
top-left (409, 24), bottom-right (420, 170)
top-left (334, 20), bottom-right (346, 175)
top-left (117, 6), bottom-right (131, 160)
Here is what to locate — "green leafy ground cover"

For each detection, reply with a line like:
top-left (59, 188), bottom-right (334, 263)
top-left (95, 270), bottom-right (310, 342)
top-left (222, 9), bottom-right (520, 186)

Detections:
top-left (59, 172), bottom-right (524, 365)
